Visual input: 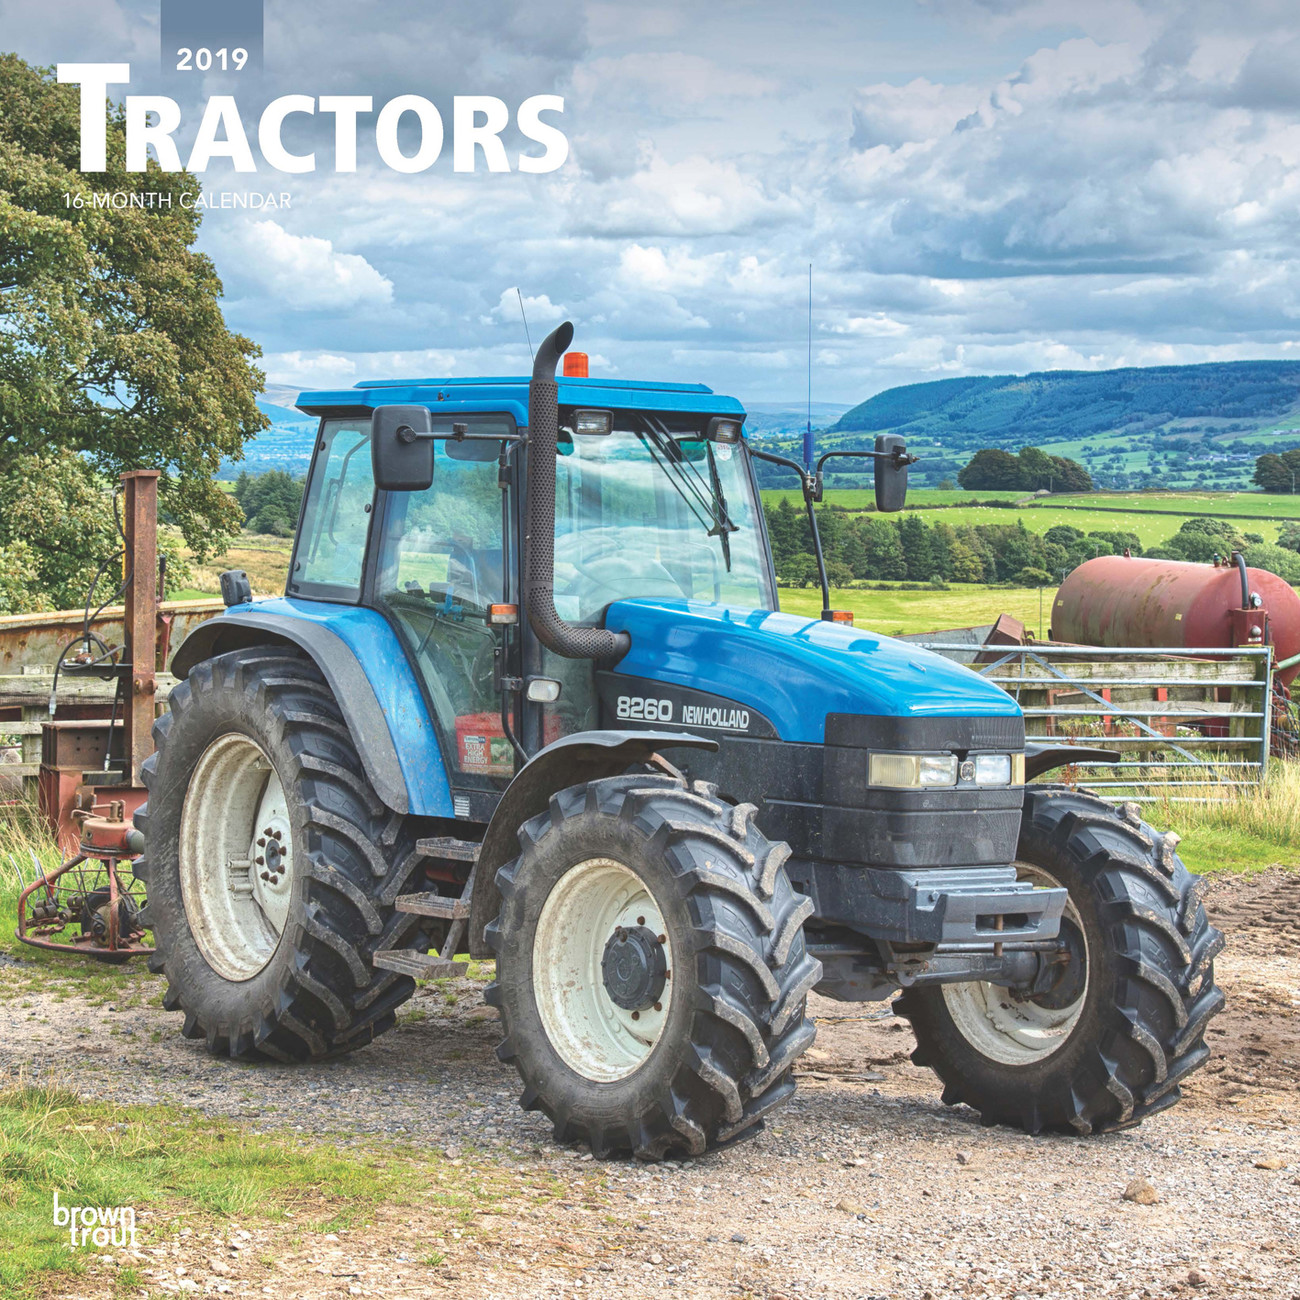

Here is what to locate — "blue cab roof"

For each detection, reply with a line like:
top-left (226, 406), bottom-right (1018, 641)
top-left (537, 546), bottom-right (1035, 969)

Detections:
top-left (295, 375), bottom-right (747, 424)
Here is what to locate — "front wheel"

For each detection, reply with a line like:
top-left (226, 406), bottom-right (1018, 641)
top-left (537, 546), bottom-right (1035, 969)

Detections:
top-left (485, 774), bottom-right (819, 1159)
top-left (897, 787), bottom-right (1225, 1134)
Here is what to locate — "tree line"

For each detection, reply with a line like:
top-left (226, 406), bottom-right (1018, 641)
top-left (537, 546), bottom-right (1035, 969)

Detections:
top-left (766, 501), bottom-right (1300, 589)
top-left (764, 498), bottom-right (1138, 588)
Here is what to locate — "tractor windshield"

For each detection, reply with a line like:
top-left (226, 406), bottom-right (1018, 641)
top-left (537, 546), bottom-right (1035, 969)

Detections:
top-left (552, 417), bottom-right (774, 621)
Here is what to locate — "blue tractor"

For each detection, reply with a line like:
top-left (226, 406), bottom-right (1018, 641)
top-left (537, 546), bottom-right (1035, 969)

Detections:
top-left (138, 324), bottom-right (1224, 1158)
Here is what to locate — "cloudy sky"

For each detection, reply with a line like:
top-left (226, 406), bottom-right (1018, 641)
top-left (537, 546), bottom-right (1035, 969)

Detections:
top-left (10, 0), bottom-right (1300, 404)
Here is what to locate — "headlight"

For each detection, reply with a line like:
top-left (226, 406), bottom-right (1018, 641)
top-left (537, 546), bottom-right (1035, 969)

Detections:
top-left (868, 752), bottom-right (958, 789)
top-left (974, 754), bottom-right (1011, 785)
top-left (971, 753), bottom-right (1026, 786)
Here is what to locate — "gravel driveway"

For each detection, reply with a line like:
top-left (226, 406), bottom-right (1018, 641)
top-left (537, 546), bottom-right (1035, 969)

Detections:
top-left (3, 870), bottom-right (1297, 1300)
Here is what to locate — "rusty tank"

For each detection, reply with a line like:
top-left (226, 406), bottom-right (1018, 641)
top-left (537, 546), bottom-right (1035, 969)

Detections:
top-left (1051, 553), bottom-right (1300, 687)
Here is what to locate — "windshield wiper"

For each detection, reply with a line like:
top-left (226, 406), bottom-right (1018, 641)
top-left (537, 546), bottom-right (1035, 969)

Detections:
top-left (637, 416), bottom-right (738, 558)
top-left (706, 443), bottom-right (733, 572)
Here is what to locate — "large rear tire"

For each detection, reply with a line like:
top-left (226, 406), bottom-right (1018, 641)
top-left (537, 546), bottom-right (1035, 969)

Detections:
top-left (485, 774), bottom-right (819, 1159)
top-left (135, 647), bottom-right (431, 1061)
top-left (897, 787), bottom-right (1225, 1134)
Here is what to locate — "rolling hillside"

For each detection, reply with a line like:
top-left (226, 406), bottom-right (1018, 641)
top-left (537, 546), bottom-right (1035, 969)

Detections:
top-left (815, 360), bottom-right (1300, 491)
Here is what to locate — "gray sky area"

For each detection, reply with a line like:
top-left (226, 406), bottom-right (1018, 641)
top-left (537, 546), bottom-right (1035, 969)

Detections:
top-left (9, 0), bottom-right (1300, 403)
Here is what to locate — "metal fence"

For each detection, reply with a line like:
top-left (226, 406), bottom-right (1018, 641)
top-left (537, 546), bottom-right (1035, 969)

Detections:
top-left (913, 642), bottom-right (1274, 801)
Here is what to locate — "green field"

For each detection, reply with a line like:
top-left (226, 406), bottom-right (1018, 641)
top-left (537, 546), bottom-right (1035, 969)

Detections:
top-left (777, 583), bottom-right (1054, 637)
top-left (1046, 490), bottom-right (1300, 519)
top-left (761, 487), bottom-right (1024, 509)
top-left (761, 487), bottom-right (1300, 549)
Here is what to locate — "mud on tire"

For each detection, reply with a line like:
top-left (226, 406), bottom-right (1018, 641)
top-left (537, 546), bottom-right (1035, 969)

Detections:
top-left (897, 786), bottom-right (1226, 1134)
top-left (135, 647), bottom-right (431, 1061)
top-left (485, 774), bottom-right (819, 1159)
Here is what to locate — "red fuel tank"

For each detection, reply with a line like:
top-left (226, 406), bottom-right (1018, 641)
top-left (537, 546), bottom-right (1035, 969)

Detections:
top-left (1051, 555), bottom-right (1300, 685)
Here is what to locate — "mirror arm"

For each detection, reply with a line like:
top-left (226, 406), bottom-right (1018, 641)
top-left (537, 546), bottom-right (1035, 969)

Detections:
top-left (814, 446), bottom-right (920, 477)
top-left (748, 446), bottom-right (831, 619)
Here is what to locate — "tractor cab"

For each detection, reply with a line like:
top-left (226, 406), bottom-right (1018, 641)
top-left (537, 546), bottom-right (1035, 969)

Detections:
top-left (289, 377), bottom-right (778, 793)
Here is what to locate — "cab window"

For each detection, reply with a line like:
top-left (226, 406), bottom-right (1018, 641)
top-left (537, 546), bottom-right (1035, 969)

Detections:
top-left (291, 420), bottom-right (375, 600)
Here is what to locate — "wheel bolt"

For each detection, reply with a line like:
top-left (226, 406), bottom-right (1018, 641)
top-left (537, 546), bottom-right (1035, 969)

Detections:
top-left (653, 1002), bottom-right (662, 1012)
top-left (263, 826), bottom-right (274, 836)
top-left (260, 872), bottom-right (270, 881)
top-left (631, 1011), bottom-right (640, 1020)
top-left (657, 934), bottom-right (666, 945)
top-left (272, 830), bottom-right (282, 841)
top-left (255, 856), bottom-right (264, 866)
top-left (637, 916), bottom-right (645, 925)
top-left (257, 838), bottom-right (267, 847)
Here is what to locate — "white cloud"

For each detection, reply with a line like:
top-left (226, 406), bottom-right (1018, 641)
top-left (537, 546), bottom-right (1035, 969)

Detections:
top-left (220, 222), bottom-right (394, 310)
top-left (485, 289), bottom-right (566, 327)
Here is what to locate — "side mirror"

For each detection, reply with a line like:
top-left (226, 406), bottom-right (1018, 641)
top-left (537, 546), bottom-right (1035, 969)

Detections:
top-left (372, 406), bottom-right (434, 491)
top-left (874, 434), bottom-right (909, 512)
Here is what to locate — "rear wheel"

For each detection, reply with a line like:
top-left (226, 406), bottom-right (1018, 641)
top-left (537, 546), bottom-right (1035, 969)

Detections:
top-left (486, 774), bottom-right (819, 1159)
top-left (897, 787), bottom-right (1225, 1134)
top-left (136, 647), bottom-right (431, 1060)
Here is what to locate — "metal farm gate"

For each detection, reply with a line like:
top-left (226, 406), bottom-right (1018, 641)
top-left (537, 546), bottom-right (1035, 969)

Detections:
top-left (915, 642), bottom-right (1274, 801)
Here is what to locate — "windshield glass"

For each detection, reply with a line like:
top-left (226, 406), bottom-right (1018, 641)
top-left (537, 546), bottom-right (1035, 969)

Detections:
top-left (552, 419), bottom-right (773, 621)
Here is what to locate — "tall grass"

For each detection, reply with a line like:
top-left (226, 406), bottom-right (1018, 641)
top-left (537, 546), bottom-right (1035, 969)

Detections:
top-left (0, 798), bottom-right (63, 956)
top-left (1148, 760), bottom-right (1300, 874)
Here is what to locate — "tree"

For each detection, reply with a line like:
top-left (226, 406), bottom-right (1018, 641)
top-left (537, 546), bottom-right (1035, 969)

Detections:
top-left (855, 516), bottom-right (907, 580)
top-left (958, 446), bottom-right (1091, 492)
top-left (948, 539), bottom-right (985, 583)
top-left (0, 55), bottom-right (268, 607)
top-left (958, 448), bottom-right (1023, 491)
top-left (1277, 522), bottom-right (1300, 553)
top-left (1018, 567), bottom-right (1054, 587)
top-left (1254, 449), bottom-right (1300, 493)
top-left (1159, 518), bottom-right (1247, 564)
top-left (234, 470), bottom-right (304, 537)
top-left (1242, 543), bottom-right (1300, 583)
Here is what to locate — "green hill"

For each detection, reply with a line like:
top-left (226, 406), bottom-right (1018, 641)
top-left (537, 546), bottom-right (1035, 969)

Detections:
top-left (762, 360), bottom-right (1300, 492)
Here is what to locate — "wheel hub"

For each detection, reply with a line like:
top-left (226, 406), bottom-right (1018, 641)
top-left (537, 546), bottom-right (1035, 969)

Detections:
top-left (1029, 917), bottom-right (1087, 1010)
top-left (601, 925), bottom-right (667, 1011)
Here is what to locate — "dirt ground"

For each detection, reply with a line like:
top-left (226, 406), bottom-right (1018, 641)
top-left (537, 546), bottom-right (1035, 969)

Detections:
top-left (2, 871), bottom-right (1297, 1300)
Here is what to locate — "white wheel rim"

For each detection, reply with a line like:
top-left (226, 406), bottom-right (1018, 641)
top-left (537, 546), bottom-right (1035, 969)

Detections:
top-left (179, 733), bottom-right (295, 982)
top-left (532, 858), bottom-right (673, 1083)
top-left (940, 863), bottom-right (1089, 1067)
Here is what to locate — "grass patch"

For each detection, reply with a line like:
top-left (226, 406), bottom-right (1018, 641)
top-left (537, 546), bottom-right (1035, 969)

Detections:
top-left (1148, 761), bottom-right (1300, 875)
top-left (0, 1082), bottom-right (553, 1299)
top-left (778, 582), bottom-right (1055, 637)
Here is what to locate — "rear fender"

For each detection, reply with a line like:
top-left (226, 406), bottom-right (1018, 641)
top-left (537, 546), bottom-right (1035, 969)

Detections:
top-left (170, 604), bottom-right (452, 818)
top-left (466, 729), bottom-right (718, 958)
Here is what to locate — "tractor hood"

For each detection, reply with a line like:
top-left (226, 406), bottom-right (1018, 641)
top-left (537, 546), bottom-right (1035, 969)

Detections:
top-left (603, 599), bottom-right (1021, 746)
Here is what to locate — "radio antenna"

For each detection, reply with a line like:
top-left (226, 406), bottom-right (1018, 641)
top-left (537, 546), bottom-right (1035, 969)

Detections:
top-left (516, 287), bottom-right (534, 362)
top-left (803, 263), bottom-right (813, 470)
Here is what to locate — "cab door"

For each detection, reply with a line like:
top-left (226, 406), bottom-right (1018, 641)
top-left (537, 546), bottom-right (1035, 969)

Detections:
top-left (371, 416), bottom-right (518, 796)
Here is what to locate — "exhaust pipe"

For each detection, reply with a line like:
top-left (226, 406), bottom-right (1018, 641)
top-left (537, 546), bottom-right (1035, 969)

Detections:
top-left (524, 322), bottom-right (631, 660)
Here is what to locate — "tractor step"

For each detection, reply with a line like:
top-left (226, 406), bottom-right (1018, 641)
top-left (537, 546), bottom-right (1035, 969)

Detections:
top-left (415, 836), bottom-right (481, 863)
top-left (372, 949), bottom-right (468, 979)
top-left (394, 892), bottom-right (470, 920)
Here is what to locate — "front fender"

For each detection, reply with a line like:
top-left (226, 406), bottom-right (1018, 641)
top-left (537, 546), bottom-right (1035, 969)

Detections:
top-left (1024, 740), bottom-right (1122, 781)
top-left (466, 729), bottom-right (718, 958)
top-left (170, 600), bottom-right (453, 818)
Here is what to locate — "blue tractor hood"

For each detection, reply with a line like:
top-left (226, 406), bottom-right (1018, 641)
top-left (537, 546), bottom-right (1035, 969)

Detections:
top-left (604, 599), bottom-right (1021, 746)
